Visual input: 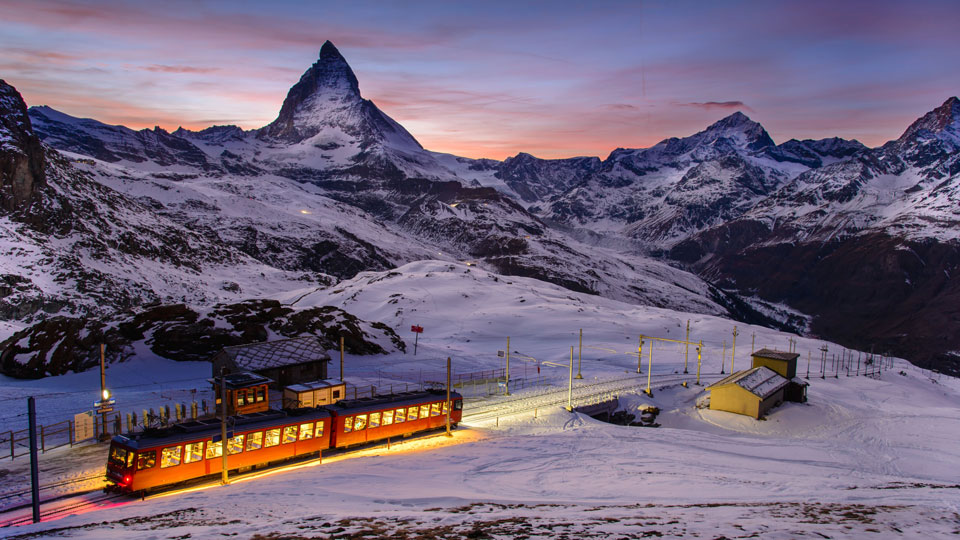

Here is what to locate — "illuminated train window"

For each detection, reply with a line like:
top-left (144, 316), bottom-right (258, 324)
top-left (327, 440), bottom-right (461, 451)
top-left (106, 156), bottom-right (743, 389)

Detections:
top-left (228, 435), bottom-right (244, 455)
top-left (160, 446), bottom-right (182, 468)
top-left (283, 425), bottom-right (298, 443)
top-left (298, 423), bottom-right (313, 440)
top-left (395, 408), bottom-right (406, 423)
top-left (369, 412), bottom-right (381, 428)
top-left (206, 441), bottom-right (222, 459)
top-left (431, 403), bottom-right (441, 416)
top-left (419, 405), bottom-right (430, 419)
top-left (454, 400), bottom-right (463, 410)
top-left (137, 451), bottom-right (156, 470)
top-left (344, 417), bottom-right (354, 433)
top-left (354, 414), bottom-right (368, 431)
top-left (442, 402), bottom-right (449, 415)
top-left (246, 431), bottom-right (263, 451)
top-left (314, 421), bottom-right (324, 438)
top-left (184, 442), bottom-right (203, 464)
top-left (265, 428), bottom-right (280, 447)
top-left (407, 406), bottom-right (419, 421)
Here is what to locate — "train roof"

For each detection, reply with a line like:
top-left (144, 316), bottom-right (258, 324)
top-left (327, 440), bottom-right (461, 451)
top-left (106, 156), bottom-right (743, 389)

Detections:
top-left (326, 389), bottom-right (462, 415)
top-left (112, 407), bottom-right (330, 450)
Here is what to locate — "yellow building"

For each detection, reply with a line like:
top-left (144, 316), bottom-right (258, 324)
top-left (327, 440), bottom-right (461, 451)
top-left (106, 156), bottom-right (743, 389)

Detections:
top-left (751, 348), bottom-right (808, 403)
top-left (706, 366), bottom-right (789, 419)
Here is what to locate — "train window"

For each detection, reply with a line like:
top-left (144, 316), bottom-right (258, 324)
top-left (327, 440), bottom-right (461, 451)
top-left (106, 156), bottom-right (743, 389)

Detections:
top-left (265, 428), bottom-right (280, 447)
top-left (109, 446), bottom-right (128, 468)
top-left (160, 446), bottom-right (182, 468)
top-left (369, 412), bottom-right (381, 428)
top-left (184, 442), bottom-right (204, 464)
top-left (430, 403), bottom-right (441, 416)
top-left (354, 414), bottom-right (368, 431)
top-left (442, 401), bottom-right (449, 415)
top-left (314, 421), bottom-right (324, 438)
top-left (136, 451), bottom-right (156, 470)
top-left (394, 408), bottom-right (406, 423)
top-left (344, 416), bottom-right (354, 433)
top-left (382, 410), bottom-right (394, 426)
top-left (246, 431), bottom-right (263, 451)
top-left (454, 400), bottom-right (463, 410)
top-left (406, 406), bottom-right (418, 421)
top-left (298, 423), bottom-right (313, 440)
top-left (419, 405), bottom-right (430, 419)
top-left (283, 425), bottom-right (298, 443)
top-left (228, 435), bottom-right (244, 455)
top-left (206, 441), bottom-right (222, 459)
top-left (256, 387), bottom-right (265, 403)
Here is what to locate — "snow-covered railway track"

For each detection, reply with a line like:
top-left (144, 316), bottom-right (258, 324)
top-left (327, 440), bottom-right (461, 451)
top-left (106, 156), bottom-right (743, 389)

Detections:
top-left (0, 491), bottom-right (126, 528)
top-left (463, 372), bottom-right (722, 422)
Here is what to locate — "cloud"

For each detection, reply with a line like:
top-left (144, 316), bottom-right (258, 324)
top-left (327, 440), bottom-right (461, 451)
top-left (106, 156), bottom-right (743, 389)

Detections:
top-left (141, 65), bottom-right (220, 74)
top-left (682, 101), bottom-right (751, 111)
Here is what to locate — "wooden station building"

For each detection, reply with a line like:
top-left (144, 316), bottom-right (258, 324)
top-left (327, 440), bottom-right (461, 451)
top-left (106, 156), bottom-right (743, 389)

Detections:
top-left (211, 336), bottom-right (331, 389)
top-left (751, 348), bottom-right (808, 403)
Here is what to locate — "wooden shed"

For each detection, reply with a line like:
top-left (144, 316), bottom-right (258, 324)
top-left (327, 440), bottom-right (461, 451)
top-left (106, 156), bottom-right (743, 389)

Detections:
top-left (751, 348), bottom-right (799, 379)
top-left (283, 379), bottom-right (347, 409)
top-left (211, 336), bottom-right (331, 389)
top-left (751, 349), bottom-right (808, 403)
top-left (207, 371), bottom-right (272, 416)
top-left (707, 366), bottom-right (789, 419)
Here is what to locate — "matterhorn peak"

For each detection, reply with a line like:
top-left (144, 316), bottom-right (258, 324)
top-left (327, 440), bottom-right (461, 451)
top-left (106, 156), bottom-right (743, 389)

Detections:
top-left (259, 40), bottom-right (364, 142)
top-left (896, 96), bottom-right (960, 145)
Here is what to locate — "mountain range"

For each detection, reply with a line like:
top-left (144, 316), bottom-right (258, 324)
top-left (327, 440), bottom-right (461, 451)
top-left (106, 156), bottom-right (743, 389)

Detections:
top-left (1, 40), bottom-right (957, 376)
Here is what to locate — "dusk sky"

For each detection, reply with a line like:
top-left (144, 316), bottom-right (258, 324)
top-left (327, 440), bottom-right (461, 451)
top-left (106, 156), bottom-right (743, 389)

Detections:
top-left (2, 0), bottom-right (958, 159)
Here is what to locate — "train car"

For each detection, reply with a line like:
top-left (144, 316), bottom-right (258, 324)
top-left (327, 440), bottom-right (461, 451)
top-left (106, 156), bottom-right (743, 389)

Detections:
top-left (106, 408), bottom-right (331, 493)
top-left (328, 390), bottom-right (463, 448)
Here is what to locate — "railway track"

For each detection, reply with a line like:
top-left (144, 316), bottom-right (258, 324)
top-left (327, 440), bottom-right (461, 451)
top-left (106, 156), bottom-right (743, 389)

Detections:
top-left (0, 490), bottom-right (126, 528)
top-left (463, 371), bottom-right (723, 422)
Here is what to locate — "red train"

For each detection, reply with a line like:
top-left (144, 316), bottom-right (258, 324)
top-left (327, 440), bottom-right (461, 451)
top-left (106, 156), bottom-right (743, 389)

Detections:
top-left (106, 390), bottom-right (463, 493)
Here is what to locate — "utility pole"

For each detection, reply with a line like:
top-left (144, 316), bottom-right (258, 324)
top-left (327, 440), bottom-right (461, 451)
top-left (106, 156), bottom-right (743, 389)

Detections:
top-left (445, 357), bottom-right (452, 437)
top-left (28, 397), bottom-right (40, 523)
top-left (637, 335), bottom-right (644, 374)
top-left (751, 332), bottom-right (755, 355)
top-left (731, 326), bottom-right (739, 372)
top-left (684, 320), bottom-right (690, 374)
top-left (644, 340), bottom-right (653, 396)
top-left (505, 337), bottom-right (511, 395)
top-left (806, 351), bottom-right (811, 379)
top-left (696, 341), bottom-right (703, 385)
top-left (576, 329), bottom-right (583, 379)
top-left (721, 340), bottom-right (726, 374)
top-left (820, 345), bottom-right (828, 379)
top-left (566, 347), bottom-right (575, 411)
top-left (339, 336), bottom-right (344, 381)
top-left (220, 368), bottom-right (229, 486)
top-left (99, 344), bottom-right (108, 439)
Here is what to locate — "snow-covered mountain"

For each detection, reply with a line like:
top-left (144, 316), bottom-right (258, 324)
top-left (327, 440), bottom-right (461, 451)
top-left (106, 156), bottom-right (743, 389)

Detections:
top-left (7, 40), bottom-right (960, 376)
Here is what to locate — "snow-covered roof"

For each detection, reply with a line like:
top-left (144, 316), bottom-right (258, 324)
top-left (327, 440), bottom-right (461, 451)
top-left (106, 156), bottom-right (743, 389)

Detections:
top-left (708, 366), bottom-right (789, 399)
top-left (752, 348), bottom-right (800, 362)
top-left (285, 379), bottom-right (345, 393)
top-left (217, 336), bottom-right (331, 371)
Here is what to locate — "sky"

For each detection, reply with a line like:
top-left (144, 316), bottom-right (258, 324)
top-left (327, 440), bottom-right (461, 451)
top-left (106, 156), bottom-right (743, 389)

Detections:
top-left (1, 0), bottom-right (958, 160)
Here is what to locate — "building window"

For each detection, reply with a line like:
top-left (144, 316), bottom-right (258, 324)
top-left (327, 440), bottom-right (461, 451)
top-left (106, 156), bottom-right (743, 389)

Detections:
top-left (246, 431), bottom-right (263, 451)
top-left (206, 441), bottom-right (222, 460)
top-left (332, 389), bottom-right (341, 399)
top-left (369, 412), bottom-right (381, 428)
top-left (283, 425), bottom-right (298, 443)
top-left (184, 442), bottom-right (204, 464)
top-left (160, 446), bottom-right (182, 468)
top-left (299, 423), bottom-right (313, 440)
top-left (382, 410), bottom-right (394, 426)
top-left (256, 387), bottom-right (265, 403)
top-left (264, 428), bottom-right (280, 447)
top-left (137, 451), bottom-right (156, 470)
